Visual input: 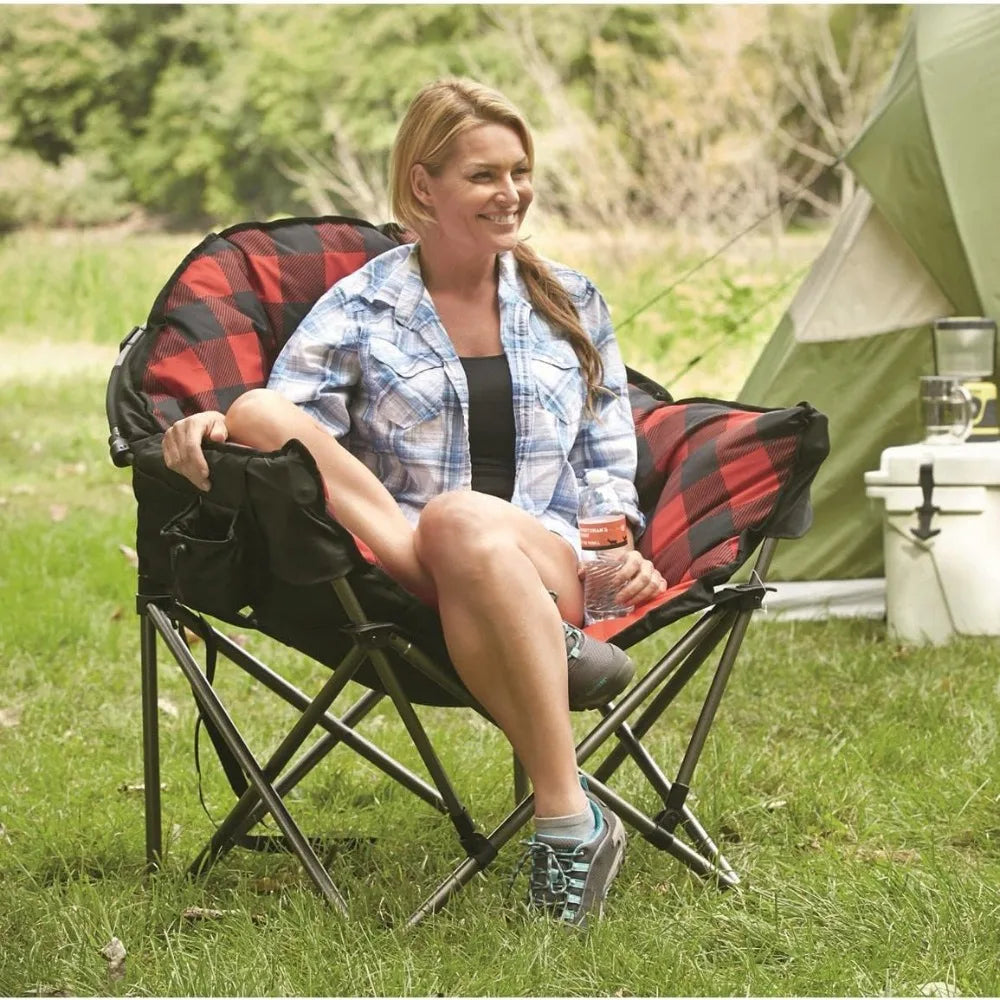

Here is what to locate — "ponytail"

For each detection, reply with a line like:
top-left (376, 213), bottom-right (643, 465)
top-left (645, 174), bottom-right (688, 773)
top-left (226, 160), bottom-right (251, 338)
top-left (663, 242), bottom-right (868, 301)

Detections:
top-left (513, 242), bottom-right (605, 410)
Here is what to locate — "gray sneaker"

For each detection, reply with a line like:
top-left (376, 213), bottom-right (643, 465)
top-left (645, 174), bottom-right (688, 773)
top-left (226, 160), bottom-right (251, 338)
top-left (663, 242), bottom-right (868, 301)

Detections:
top-left (522, 799), bottom-right (626, 928)
top-left (563, 622), bottom-right (634, 709)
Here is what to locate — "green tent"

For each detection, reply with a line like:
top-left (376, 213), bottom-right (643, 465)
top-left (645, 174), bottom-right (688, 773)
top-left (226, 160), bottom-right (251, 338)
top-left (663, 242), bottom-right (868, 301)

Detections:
top-left (739, 5), bottom-right (1000, 581)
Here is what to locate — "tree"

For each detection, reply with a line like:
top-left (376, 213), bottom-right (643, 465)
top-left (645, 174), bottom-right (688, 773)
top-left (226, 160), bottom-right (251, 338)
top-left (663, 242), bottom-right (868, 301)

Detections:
top-left (0, 4), bottom-right (906, 231)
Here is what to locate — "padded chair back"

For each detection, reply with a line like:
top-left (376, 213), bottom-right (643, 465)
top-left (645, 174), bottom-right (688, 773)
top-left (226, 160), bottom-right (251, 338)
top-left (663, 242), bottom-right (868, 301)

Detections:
top-left (117, 217), bottom-right (403, 438)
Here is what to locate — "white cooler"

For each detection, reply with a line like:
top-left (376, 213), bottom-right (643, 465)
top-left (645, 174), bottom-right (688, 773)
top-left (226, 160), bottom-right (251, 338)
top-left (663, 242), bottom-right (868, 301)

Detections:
top-left (864, 442), bottom-right (1000, 644)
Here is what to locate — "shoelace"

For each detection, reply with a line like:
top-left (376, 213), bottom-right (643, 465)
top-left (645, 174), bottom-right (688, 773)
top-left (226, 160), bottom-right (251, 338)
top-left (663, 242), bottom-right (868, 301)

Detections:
top-left (509, 839), bottom-right (583, 917)
top-left (562, 622), bottom-right (584, 661)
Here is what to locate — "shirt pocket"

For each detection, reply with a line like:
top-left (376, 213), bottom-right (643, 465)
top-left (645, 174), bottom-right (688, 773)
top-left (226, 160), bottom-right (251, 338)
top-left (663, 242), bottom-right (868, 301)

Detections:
top-left (532, 348), bottom-right (584, 429)
top-left (368, 337), bottom-right (447, 429)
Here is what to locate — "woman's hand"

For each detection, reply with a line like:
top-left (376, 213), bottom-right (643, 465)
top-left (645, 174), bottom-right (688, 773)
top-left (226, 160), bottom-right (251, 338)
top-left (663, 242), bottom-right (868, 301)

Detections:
top-left (612, 549), bottom-right (667, 608)
top-left (162, 411), bottom-right (229, 491)
top-left (576, 548), bottom-right (667, 610)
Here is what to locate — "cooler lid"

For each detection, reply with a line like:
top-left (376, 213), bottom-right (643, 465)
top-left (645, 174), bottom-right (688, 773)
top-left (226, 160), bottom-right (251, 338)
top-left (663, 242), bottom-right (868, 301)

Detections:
top-left (864, 441), bottom-right (1000, 487)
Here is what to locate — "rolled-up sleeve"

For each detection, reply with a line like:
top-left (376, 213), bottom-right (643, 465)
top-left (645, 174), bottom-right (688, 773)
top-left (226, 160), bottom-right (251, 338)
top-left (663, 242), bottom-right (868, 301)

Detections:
top-left (568, 287), bottom-right (646, 538)
top-left (266, 289), bottom-right (361, 439)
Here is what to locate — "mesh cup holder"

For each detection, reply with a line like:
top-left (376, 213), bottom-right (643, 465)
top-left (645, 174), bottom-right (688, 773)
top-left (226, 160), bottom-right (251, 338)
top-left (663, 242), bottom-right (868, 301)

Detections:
top-left (162, 498), bottom-right (258, 625)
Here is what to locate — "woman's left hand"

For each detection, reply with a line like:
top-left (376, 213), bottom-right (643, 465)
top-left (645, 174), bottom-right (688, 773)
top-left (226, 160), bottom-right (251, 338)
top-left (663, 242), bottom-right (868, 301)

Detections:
top-left (612, 549), bottom-right (667, 607)
top-left (578, 549), bottom-right (666, 609)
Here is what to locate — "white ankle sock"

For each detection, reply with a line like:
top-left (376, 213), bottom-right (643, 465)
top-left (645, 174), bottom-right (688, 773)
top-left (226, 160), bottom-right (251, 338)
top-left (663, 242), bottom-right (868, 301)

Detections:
top-left (534, 802), bottom-right (598, 847)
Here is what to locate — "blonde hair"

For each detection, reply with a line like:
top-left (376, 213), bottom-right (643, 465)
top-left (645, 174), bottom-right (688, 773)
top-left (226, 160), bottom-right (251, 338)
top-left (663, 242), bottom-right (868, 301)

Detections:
top-left (389, 78), bottom-right (604, 406)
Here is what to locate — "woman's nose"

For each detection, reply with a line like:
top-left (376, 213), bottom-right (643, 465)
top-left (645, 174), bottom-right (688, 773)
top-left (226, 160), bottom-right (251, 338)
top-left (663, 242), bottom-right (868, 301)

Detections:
top-left (496, 174), bottom-right (518, 203)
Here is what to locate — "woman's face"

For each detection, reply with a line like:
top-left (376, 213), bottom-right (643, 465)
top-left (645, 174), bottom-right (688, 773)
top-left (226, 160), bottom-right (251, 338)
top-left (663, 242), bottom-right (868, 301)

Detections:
top-left (412, 123), bottom-right (534, 257)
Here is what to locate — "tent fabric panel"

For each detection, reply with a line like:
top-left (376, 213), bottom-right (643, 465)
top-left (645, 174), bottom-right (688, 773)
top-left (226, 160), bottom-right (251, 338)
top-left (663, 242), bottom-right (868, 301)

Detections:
top-left (788, 194), bottom-right (952, 343)
top-left (738, 312), bottom-right (799, 406)
top-left (917, 6), bottom-right (1000, 320)
top-left (846, 26), bottom-right (979, 314)
top-left (741, 327), bottom-right (932, 581)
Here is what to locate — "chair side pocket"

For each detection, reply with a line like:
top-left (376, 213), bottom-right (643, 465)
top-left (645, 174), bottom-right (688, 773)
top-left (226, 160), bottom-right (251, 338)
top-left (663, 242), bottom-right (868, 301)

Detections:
top-left (161, 498), bottom-right (257, 625)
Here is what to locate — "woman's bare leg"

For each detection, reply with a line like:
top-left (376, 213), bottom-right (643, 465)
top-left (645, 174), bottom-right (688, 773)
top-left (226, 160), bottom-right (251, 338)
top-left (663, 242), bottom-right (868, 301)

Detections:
top-left (229, 390), bottom-right (588, 817)
top-left (414, 491), bottom-right (587, 818)
top-left (225, 389), bottom-right (433, 598)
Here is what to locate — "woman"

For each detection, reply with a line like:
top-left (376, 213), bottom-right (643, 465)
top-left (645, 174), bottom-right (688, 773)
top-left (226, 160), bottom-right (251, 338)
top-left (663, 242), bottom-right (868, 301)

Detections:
top-left (163, 78), bottom-right (666, 927)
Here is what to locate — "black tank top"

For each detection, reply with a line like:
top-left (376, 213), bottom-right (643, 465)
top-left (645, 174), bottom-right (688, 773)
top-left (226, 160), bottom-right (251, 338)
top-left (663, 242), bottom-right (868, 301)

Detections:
top-left (459, 354), bottom-right (516, 501)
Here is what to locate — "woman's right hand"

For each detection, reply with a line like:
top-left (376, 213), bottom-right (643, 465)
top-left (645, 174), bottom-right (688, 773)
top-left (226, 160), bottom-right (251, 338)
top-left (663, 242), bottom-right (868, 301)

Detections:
top-left (162, 411), bottom-right (229, 491)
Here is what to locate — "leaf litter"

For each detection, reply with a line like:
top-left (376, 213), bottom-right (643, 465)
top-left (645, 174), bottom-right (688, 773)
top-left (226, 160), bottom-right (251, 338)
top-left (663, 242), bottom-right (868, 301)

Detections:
top-left (99, 936), bottom-right (126, 981)
top-left (182, 905), bottom-right (265, 925)
top-left (0, 706), bottom-right (22, 728)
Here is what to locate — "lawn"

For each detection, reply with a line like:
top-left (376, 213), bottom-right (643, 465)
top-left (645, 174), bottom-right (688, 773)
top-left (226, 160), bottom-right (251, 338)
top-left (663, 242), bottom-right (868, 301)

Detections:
top-left (1, 225), bottom-right (998, 997)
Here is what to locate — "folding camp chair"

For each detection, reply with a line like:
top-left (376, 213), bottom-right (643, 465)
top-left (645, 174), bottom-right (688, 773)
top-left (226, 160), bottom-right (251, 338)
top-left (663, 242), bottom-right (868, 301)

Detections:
top-left (105, 215), bottom-right (829, 924)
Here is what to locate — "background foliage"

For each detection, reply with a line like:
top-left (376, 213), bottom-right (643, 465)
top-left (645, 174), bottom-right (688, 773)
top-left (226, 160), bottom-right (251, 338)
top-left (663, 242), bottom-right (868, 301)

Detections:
top-left (0, 3), bottom-right (904, 233)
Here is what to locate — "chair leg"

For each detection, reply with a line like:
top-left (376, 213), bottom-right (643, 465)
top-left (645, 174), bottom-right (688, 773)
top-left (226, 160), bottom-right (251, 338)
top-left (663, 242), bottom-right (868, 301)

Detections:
top-left (512, 754), bottom-right (529, 807)
top-left (583, 775), bottom-right (739, 888)
top-left (406, 797), bottom-right (536, 929)
top-left (147, 604), bottom-right (349, 913)
top-left (673, 607), bottom-right (754, 794)
top-left (174, 611), bottom-right (449, 814)
top-left (584, 568), bottom-right (775, 888)
top-left (594, 716), bottom-right (738, 880)
top-left (195, 688), bottom-right (451, 877)
top-left (140, 609), bottom-right (162, 871)
top-left (342, 644), bottom-right (468, 815)
top-left (593, 609), bottom-right (735, 781)
top-left (188, 643), bottom-right (366, 877)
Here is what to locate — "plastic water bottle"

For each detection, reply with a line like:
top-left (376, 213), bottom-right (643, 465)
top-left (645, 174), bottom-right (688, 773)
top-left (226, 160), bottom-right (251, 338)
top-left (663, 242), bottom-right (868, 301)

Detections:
top-left (579, 468), bottom-right (634, 624)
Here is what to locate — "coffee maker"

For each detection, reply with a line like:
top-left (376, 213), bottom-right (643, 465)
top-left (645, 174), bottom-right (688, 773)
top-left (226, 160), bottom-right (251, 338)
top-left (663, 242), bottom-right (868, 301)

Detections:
top-left (933, 317), bottom-right (998, 441)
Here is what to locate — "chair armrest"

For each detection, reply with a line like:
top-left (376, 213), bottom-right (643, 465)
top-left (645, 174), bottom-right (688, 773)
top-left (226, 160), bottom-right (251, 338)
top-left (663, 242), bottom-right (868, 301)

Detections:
top-left (130, 435), bottom-right (365, 615)
top-left (634, 398), bottom-right (829, 588)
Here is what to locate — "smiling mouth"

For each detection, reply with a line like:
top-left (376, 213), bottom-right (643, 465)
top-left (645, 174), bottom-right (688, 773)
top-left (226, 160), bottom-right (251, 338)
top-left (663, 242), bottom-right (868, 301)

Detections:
top-left (482, 212), bottom-right (519, 224)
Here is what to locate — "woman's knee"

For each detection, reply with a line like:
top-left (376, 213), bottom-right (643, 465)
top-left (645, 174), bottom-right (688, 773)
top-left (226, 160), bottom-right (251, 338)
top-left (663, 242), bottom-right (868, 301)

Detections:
top-left (415, 492), bottom-right (509, 570)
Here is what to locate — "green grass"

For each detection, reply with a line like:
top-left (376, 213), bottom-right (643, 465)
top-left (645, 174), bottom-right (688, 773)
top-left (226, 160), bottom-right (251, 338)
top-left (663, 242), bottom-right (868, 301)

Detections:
top-left (2, 229), bottom-right (999, 996)
top-left (0, 228), bottom-right (197, 346)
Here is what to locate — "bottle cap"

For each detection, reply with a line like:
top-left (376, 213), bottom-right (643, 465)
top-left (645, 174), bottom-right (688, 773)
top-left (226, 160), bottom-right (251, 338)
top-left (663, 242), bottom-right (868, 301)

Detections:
top-left (584, 468), bottom-right (611, 485)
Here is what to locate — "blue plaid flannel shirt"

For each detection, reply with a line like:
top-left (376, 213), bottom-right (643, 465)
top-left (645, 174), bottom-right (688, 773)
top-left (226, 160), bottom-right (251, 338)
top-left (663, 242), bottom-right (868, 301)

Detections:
top-left (267, 242), bottom-right (643, 558)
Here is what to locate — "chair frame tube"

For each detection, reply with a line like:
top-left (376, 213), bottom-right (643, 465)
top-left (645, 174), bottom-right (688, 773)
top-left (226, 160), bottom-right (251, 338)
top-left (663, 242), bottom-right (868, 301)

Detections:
top-left (140, 612), bottom-right (162, 870)
top-left (144, 603), bottom-right (349, 911)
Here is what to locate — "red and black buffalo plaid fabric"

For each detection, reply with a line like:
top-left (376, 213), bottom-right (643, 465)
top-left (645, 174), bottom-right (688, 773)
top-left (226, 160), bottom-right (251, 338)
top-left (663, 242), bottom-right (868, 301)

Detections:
top-left (120, 216), bottom-right (827, 646)
top-left (586, 370), bottom-right (827, 645)
top-left (141, 216), bottom-right (405, 428)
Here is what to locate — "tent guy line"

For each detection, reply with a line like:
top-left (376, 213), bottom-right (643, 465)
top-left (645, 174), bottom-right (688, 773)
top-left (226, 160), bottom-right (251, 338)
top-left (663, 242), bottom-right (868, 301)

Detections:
top-left (615, 156), bottom-right (848, 333)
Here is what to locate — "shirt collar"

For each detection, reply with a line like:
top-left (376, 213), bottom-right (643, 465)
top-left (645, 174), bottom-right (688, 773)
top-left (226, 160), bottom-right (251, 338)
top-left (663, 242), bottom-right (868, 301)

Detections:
top-left (369, 244), bottom-right (530, 327)
top-left (496, 250), bottom-right (527, 306)
top-left (368, 243), bottom-right (430, 328)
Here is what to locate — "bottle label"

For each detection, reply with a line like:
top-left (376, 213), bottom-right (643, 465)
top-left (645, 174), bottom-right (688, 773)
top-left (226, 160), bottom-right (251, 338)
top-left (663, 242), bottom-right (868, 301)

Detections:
top-left (579, 515), bottom-right (628, 551)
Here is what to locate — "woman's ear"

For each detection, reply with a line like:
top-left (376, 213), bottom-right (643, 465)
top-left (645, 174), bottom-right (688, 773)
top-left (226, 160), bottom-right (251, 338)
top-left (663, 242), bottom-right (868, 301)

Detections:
top-left (410, 164), bottom-right (434, 208)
